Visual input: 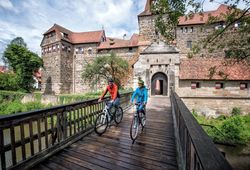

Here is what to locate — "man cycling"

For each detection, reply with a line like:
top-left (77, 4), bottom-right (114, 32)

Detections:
top-left (98, 78), bottom-right (120, 110)
top-left (130, 79), bottom-right (148, 115)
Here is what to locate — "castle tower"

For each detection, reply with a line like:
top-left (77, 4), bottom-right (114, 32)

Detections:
top-left (138, 0), bottom-right (165, 44)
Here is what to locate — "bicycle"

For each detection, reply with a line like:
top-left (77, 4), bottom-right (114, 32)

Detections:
top-left (94, 101), bottom-right (123, 135)
top-left (130, 103), bottom-right (146, 144)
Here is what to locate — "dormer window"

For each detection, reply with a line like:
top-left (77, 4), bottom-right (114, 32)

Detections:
top-left (240, 83), bottom-right (248, 90)
top-left (191, 82), bottom-right (200, 89)
top-left (215, 82), bottom-right (224, 89)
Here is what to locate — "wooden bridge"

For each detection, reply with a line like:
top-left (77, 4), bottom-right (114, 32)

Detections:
top-left (0, 92), bottom-right (232, 170)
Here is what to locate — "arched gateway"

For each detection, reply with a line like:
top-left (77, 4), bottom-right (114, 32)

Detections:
top-left (133, 41), bottom-right (180, 97)
top-left (151, 72), bottom-right (168, 96)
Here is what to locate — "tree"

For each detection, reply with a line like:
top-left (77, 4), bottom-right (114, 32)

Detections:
top-left (82, 53), bottom-right (129, 87)
top-left (153, 0), bottom-right (250, 61)
top-left (3, 37), bottom-right (43, 92)
top-left (10, 37), bottom-right (27, 47)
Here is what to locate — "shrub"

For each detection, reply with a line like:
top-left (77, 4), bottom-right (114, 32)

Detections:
top-left (221, 115), bottom-right (247, 144)
top-left (231, 107), bottom-right (241, 116)
top-left (4, 101), bottom-right (26, 114)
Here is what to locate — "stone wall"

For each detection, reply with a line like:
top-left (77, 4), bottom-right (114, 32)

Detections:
top-left (138, 15), bottom-right (166, 43)
top-left (73, 43), bottom-right (98, 93)
top-left (182, 97), bottom-right (250, 116)
top-left (177, 80), bottom-right (250, 97)
top-left (41, 48), bottom-right (62, 95)
top-left (176, 24), bottom-right (224, 57)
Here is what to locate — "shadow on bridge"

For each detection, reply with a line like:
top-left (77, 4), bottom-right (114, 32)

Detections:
top-left (35, 96), bottom-right (177, 170)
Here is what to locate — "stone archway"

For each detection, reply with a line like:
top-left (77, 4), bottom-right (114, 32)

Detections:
top-left (151, 72), bottom-right (168, 96)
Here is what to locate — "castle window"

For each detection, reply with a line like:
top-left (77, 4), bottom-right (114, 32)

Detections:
top-left (62, 44), bottom-right (65, 51)
top-left (191, 82), bottom-right (200, 89)
top-left (56, 44), bottom-right (60, 50)
top-left (48, 47), bottom-right (52, 53)
top-left (187, 41), bottom-right (192, 48)
top-left (42, 49), bottom-right (44, 55)
top-left (88, 48), bottom-right (93, 55)
top-left (52, 45), bottom-right (56, 52)
top-left (156, 59), bottom-right (158, 63)
top-left (181, 28), bottom-right (184, 33)
top-left (147, 59), bottom-right (149, 63)
top-left (80, 47), bottom-right (84, 54)
top-left (75, 47), bottom-right (79, 54)
top-left (215, 82), bottom-right (224, 89)
top-left (129, 47), bottom-right (133, 52)
top-left (185, 27), bottom-right (188, 33)
top-left (240, 83), bottom-right (248, 90)
top-left (190, 27), bottom-right (193, 33)
top-left (67, 47), bottom-right (71, 53)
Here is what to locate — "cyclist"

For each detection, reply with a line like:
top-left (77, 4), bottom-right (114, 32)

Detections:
top-left (98, 78), bottom-right (120, 110)
top-left (130, 79), bottom-right (148, 116)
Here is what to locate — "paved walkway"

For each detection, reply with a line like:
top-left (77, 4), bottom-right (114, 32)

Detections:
top-left (36, 97), bottom-right (178, 170)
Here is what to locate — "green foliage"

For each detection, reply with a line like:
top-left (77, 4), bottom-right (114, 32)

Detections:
top-left (3, 37), bottom-right (43, 92)
top-left (152, 0), bottom-right (185, 42)
top-left (0, 90), bottom-right (26, 103)
top-left (193, 111), bottom-right (250, 144)
top-left (0, 73), bottom-right (19, 91)
top-left (82, 52), bottom-right (129, 87)
top-left (231, 107), bottom-right (241, 116)
top-left (221, 116), bottom-right (247, 144)
top-left (153, 0), bottom-right (250, 61)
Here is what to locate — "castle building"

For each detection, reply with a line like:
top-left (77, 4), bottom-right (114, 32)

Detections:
top-left (41, 0), bottom-right (250, 114)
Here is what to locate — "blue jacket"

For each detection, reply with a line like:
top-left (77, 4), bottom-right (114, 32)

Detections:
top-left (131, 86), bottom-right (148, 103)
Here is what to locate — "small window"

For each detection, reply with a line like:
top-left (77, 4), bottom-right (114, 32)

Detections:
top-left (240, 83), bottom-right (248, 90)
top-left (215, 82), bottom-right (224, 89)
top-left (129, 47), bottom-right (133, 52)
top-left (190, 27), bottom-right (193, 33)
top-left (147, 59), bottom-right (149, 63)
top-left (67, 47), bottom-right (71, 53)
top-left (75, 48), bottom-right (79, 54)
top-left (52, 45), bottom-right (56, 52)
top-left (191, 82), bottom-right (200, 89)
top-left (181, 28), bottom-right (184, 33)
top-left (185, 27), bottom-right (188, 33)
top-left (88, 48), bottom-right (92, 55)
top-left (187, 41), bottom-right (192, 48)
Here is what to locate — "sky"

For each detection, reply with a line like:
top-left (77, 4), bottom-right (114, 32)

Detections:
top-left (0, 0), bottom-right (247, 65)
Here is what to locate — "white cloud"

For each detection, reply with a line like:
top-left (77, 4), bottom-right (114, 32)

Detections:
top-left (0, 0), bottom-right (18, 13)
top-left (0, 0), bottom-right (146, 55)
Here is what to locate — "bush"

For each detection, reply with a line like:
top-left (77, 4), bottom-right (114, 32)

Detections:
top-left (4, 101), bottom-right (26, 114)
top-left (0, 90), bottom-right (26, 102)
top-left (231, 107), bottom-right (241, 116)
top-left (221, 115), bottom-right (247, 144)
top-left (0, 73), bottom-right (19, 91)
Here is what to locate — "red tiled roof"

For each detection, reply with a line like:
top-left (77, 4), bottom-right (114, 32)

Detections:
top-left (178, 5), bottom-right (230, 25)
top-left (179, 58), bottom-right (250, 80)
top-left (70, 31), bottom-right (104, 44)
top-left (44, 24), bottom-right (104, 44)
top-left (0, 66), bottom-right (7, 73)
top-left (98, 34), bottom-right (139, 50)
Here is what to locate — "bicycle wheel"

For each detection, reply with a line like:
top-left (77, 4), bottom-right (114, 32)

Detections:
top-left (130, 116), bottom-right (139, 143)
top-left (139, 112), bottom-right (146, 128)
top-left (114, 107), bottom-right (123, 124)
top-left (94, 113), bottom-right (108, 136)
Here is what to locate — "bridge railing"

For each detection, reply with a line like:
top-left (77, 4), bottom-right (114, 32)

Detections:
top-left (0, 92), bottom-right (132, 170)
top-left (170, 91), bottom-right (232, 170)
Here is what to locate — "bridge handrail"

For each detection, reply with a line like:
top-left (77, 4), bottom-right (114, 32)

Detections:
top-left (0, 92), bottom-right (132, 170)
top-left (170, 91), bottom-right (232, 170)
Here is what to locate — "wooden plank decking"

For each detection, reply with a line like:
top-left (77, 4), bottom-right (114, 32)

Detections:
top-left (35, 97), bottom-right (178, 170)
